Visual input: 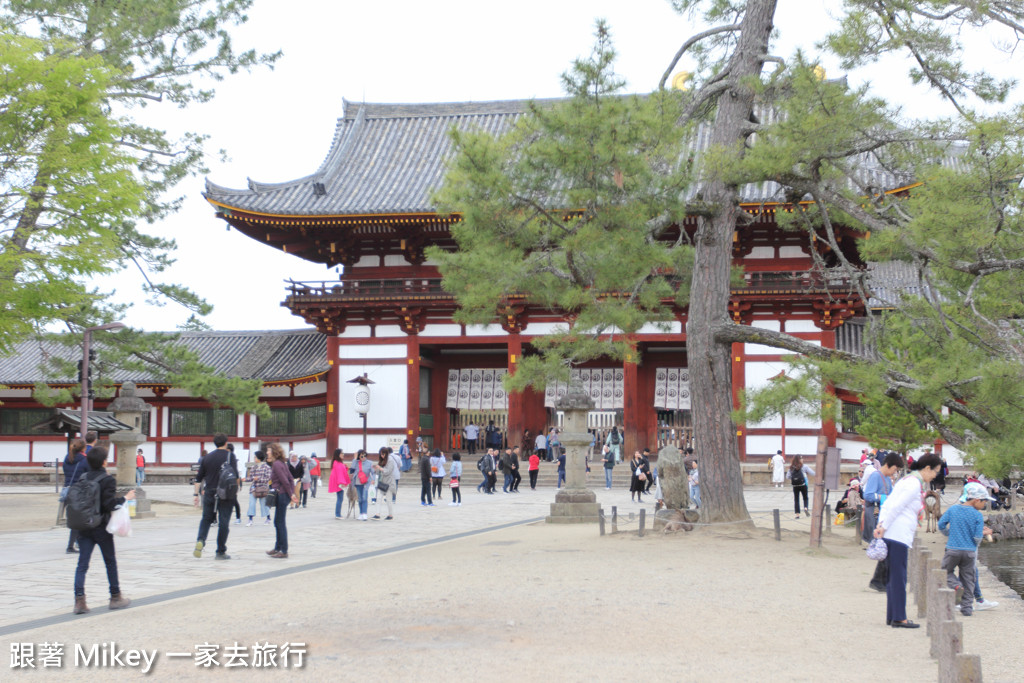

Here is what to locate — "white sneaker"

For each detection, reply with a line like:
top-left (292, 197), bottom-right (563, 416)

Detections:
top-left (246, 520), bottom-right (253, 527)
top-left (264, 518), bottom-right (272, 525)
top-left (448, 502), bottom-right (457, 506)
top-left (975, 600), bottom-right (998, 611)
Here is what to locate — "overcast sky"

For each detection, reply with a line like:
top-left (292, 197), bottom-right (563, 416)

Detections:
top-left (98, 0), bottom-right (1019, 332)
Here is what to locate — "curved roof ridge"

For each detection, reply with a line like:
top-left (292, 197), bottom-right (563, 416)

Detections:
top-left (340, 97), bottom-right (566, 120)
top-left (312, 104), bottom-right (365, 182)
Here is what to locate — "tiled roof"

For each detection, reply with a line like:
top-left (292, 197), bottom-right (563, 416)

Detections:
top-left (204, 97), bottom-right (965, 218)
top-left (32, 409), bottom-right (134, 435)
top-left (0, 329), bottom-right (327, 386)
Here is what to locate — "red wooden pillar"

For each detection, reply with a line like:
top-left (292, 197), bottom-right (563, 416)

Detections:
top-left (623, 348), bottom-right (640, 457)
top-left (819, 329), bottom-right (838, 449)
top-left (326, 336), bottom-right (340, 456)
top-left (506, 334), bottom-right (523, 452)
top-left (731, 341), bottom-right (747, 461)
top-left (407, 336), bottom-right (421, 445)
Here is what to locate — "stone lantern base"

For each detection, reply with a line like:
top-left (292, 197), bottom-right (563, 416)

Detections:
top-left (546, 488), bottom-right (601, 524)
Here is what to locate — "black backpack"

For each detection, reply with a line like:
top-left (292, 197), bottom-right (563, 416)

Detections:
top-left (66, 472), bottom-right (104, 531)
top-left (790, 467), bottom-right (805, 487)
top-left (476, 456), bottom-right (485, 471)
top-left (216, 454), bottom-right (239, 501)
top-left (610, 430), bottom-right (620, 445)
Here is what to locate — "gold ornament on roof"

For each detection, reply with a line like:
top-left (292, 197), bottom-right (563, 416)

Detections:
top-left (670, 71), bottom-right (692, 91)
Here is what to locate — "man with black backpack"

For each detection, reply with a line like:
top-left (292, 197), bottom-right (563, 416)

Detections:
top-left (192, 433), bottom-right (239, 560)
top-left (67, 445), bottom-right (135, 614)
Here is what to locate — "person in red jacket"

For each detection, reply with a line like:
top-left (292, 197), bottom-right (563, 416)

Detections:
top-left (308, 454), bottom-right (321, 498)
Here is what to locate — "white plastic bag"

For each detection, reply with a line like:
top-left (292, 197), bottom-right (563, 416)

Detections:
top-left (106, 505), bottom-right (133, 538)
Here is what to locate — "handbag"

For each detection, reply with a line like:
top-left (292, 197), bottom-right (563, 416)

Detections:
top-left (866, 538), bottom-right (888, 561)
top-left (450, 477), bottom-right (460, 488)
top-left (376, 480), bottom-right (390, 493)
top-left (357, 467), bottom-right (368, 485)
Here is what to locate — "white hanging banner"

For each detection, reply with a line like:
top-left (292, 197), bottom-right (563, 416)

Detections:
top-left (544, 367), bottom-right (623, 410)
top-left (446, 368), bottom-right (509, 411)
top-left (653, 368), bottom-right (691, 410)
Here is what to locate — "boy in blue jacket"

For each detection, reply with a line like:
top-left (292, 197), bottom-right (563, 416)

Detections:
top-left (937, 482), bottom-right (993, 616)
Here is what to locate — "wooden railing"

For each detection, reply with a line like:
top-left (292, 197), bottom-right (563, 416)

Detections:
top-left (285, 270), bottom-right (856, 303)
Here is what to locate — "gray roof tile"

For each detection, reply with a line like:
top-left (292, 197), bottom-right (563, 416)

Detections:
top-left (204, 97), bottom-right (965, 218)
top-left (0, 329), bottom-right (327, 385)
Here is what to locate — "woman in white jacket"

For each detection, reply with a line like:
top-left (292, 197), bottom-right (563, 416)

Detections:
top-left (873, 452), bottom-right (943, 629)
top-left (372, 447), bottom-right (398, 520)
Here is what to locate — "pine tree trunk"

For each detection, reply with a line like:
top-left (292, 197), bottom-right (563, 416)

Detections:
top-left (685, 0), bottom-right (777, 525)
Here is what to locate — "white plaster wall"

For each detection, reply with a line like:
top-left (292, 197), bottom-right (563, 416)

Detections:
top-left (747, 246), bottom-right (774, 258)
top-left (339, 434), bottom-right (405, 454)
top-left (340, 326), bottom-right (372, 338)
top-left (784, 435), bottom-right (820, 457)
top-left (162, 442), bottom-right (201, 464)
top-left (163, 388), bottom-right (192, 398)
top-left (1, 441), bottom-right (30, 462)
top-left (294, 382), bottom-right (327, 397)
top-left (785, 412), bottom-right (821, 429)
top-left (161, 407), bottom-right (169, 440)
top-left (338, 365), bottom-right (407, 429)
top-left (284, 438), bottom-right (327, 458)
top-left (466, 324), bottom-right (509, 337)
top-left (236, 413), bottom-right (245, 437)
top-left (149, 407), bottom-right (159, 437)
top-left (784, 320), bottom-right (820, 333)
top-left (422, 257), bottom-right (439, 267)
top-left (779, 245), bottom-right (806, 258)
top-left (744, 360), bottom-right (788, 428)
top-left (745, 434), bottom-right (782, 456)
top-left (351, 255), bottom-right (377, 268)
top-left (421, 324), bottom-right (462, 337)
top-left (751, 320), bottom-right (781, 331)
top-left (940, 445), bottom-right (966, 467)
top-left (32, 441), bottom-right (66, 464)
top-left (524, 322), bottom-right (563, 336)
top-left (835, 437), bottom-right (865, 461)
top-left (261, 385), bottom-right (292, 398)
top-left (636, 321), bottom-right (681, 334)
top-left (375, 325), bottom-right (405, 338)
top-left (384, 255), bottom-right (408, 267)
top-left (338, 344), bottom-right (407, 360)
top-left (136, 387), bottom-right (158, 398)
top-left (0, 389), bottom-right (33, 398)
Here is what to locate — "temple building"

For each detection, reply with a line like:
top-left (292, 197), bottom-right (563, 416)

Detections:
top-left (200, 98), bottom-right (903, 463)
top-left (0, 98), bottom-right (953, 468)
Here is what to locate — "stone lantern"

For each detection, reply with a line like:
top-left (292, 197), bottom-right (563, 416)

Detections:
top-left (546, 383), bottom-right (601, 523)
top-left (107, 381), bottom-right (155, 518)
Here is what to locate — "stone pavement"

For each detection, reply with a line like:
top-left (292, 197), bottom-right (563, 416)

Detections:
top-left (0, 478), bottom-right (818, 634)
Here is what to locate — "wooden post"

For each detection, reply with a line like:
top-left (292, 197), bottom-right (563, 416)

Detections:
top-left (639, 509), bottom-right (646, 537)
top-left (773, 508), bottom-right (781, 541)
top-left (599, 509), bottom-right (606, 536)
top-left (954, 654), bottom-right (983, 683)
top-left (916, 549), bottom-right (931, 618)
top-left (809, 434), bottom-right (828, 548)
top-left (611, 506), bottom-right (618, 534)
top-left (931, 588), bottom-right (955, 659)
top-left (937, 620), bottom-right (962, 683)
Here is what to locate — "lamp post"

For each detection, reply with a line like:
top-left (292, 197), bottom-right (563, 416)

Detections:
top-left (80, 322), bottom-right (126, 437)
top-left (346, 373), bottom-right (374, 452)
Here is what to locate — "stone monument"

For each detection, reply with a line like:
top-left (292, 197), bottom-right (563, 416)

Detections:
top-left (657, 444), bottom-right (691, 511)
top-left (107, 381), bottom-right (155, 518)
top-left (546, 384), bottom-right (601, 524)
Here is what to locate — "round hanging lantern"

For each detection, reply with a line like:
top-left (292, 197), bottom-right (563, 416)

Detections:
top-left (354, 384), bottom-right (370, 415)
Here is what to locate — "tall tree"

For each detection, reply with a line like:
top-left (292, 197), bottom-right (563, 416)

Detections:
top-left (0, 0), bottom-right (279, 411)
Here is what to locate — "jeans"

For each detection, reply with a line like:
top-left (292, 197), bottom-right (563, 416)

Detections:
top-left (529, 470), bottom-right (538, 489)
top-left (452, 480), bottom-right (461, 503)
top-left (355, 484), bottom-right (368, 514)
top-left (792, 484), bottom-right (809, 514)
top-left (335, 491), bottom-right (345, 517)
top-left (310, 477), bottom-right (318, 497)
top-left (510, 470), bottom-right (521, 491)
top-left (74, 526), bottom-right (119, 597)
top-left (884, 538), bottom-right (910, 623)
top-left (503, 473), bottom-right (512, 492)
top-left (604, 468), bottom-right (613, 489)
top-left (197, 494), bottom-right (233, 554)
top-left (557, 470), bottom-right (565, 488)
top-left (942, 548), bottom-right (976, 613)
top-left (247, 491), bottom-right (269, 519)
top-left (690, 484), bottom-right (701, 508)
top-left (466, 438), bottom-right (477, 455)
top-left (273, 492), bottom-right (289, 553)
top-left (136, 467), bottom-right (145, 485)
top-left (421, 480), bottom-right (433, 504)
top-left (973, 556), bottom-right (983, 600)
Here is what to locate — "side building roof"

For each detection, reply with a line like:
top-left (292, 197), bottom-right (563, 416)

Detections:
top-left (0, 329), bottom-right (327, 387)
top-left (204, 97), bottom-right (954, 218)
